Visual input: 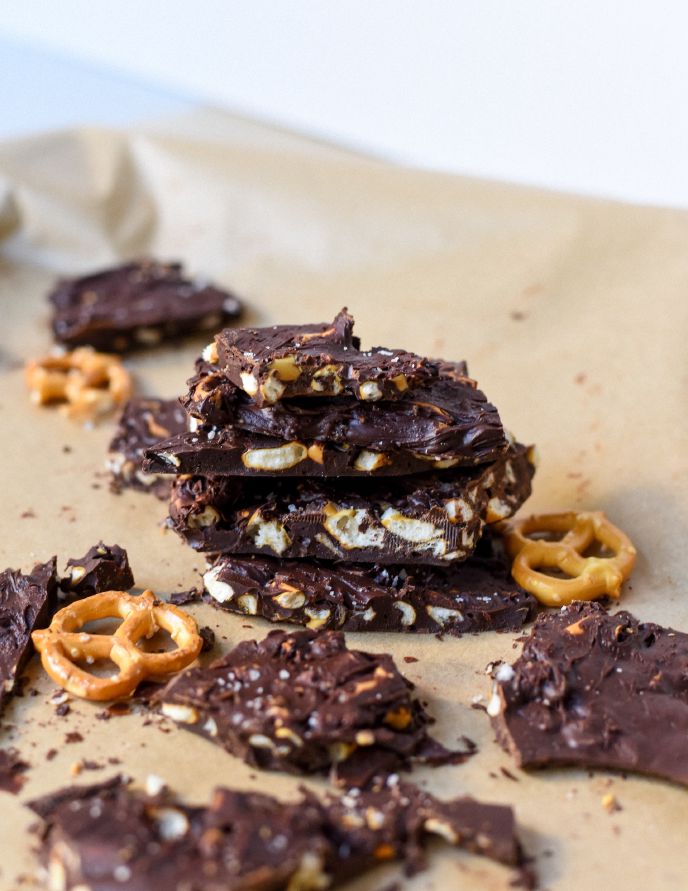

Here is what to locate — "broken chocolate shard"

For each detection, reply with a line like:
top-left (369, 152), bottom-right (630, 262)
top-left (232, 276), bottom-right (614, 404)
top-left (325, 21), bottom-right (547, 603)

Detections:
top-left (144, 426), bottom-right (493, 478)
top-left (50, 259), bottom-right (242, 352)
top-left (183, 356), bottom-right (506, 466)
top-left (60, 542), bottom-right (134, 598)
top-left (214, 308), bottom-right (439, 405)
top-left (156, 628), bottom-right (467, 786)
top-left (0, 557), bottom-right (58, 712)
top-left (202, 551), bottom-right (536, 635)
top-left (28, 774), bottom-right (525, 889)
top-left (168, 442), bottom-right (534, 566)
top-left (490, 601), bottom-right (688, 785)
top-left (107, 397), bottom-right (188, 499)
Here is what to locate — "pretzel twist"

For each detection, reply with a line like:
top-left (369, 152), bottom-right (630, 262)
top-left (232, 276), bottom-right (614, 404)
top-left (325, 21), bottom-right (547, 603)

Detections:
top-left (499, 511), bottom-right (636, 607)
top-left (32, 590), bottom-right (202, 701)
top-left (25, 347), bottom-right (132, 421)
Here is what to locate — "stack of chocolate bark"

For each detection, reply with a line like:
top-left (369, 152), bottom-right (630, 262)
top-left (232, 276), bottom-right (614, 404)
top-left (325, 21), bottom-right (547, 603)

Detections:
top-left (144, 309), bottom-right (537, 635)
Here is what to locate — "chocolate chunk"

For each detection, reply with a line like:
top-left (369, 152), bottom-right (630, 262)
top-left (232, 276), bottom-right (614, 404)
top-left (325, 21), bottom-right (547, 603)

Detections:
top-left (202, 552), bottom-right (536, 634)
top-left (199, 626), bottom-right (215, 652)
top-left (168, 443), bottom-right (535, 565)
top-left (49, 259), bottom-right (242, 352)
top-left (0, 747), bottom-right (29, 794)
top-left (29, 776), bottom-right (525, 889)
top-left (60, 542), bottom-right (134, 597)
top-left (490, 601), bottom-right (688, 785)
top-left (156, 628), bottom-right (467, 785)
top-left (107, 397), bottom-right (187, 499)
top-left (214, 308), bottom-right (438, 405)
top-left (144, 426), bottom-right (499, 478)
top-left (0, 558), bottom-right (58, 711)
top-left (184, 357), bottom-right (506, 466)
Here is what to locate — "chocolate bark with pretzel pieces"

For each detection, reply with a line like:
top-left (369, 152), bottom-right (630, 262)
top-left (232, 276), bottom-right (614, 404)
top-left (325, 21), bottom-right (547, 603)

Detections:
top-left (108, 397), bottom-right (188, 499)
top-left (29, 775), bottom-right (527, 889)
top-left (143, 426), bottom-right (498, 478)
top-left (213, 308), bottom-right (440, 405)
top-left (168, 442), bottom-right (534, 566)
top-left (183, 357), bottom-right (507, 466)
top-left (156, 627), bottom-right (471, 787)
top-left (489, 601), bottom-right (688, 785)
top-left (202, 550), bottom-right (537, 634)
top-left (50, 259), bottom-right (242, 352)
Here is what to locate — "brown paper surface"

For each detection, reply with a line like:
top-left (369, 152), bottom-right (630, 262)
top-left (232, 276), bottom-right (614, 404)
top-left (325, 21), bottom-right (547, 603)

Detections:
top-left (0, 109), bottom-right (687, 890)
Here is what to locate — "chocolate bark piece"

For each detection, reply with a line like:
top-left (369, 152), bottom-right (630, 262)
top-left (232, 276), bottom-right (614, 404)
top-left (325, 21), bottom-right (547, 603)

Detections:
top-left (49, 259), bottom-right (242, 352)
top-left (184, 358), bottom-right (507, 466)
top-left (60, 542), bottom-right (134, 598)
top-left (156, 628), bottom-right (467, 786)
top-left (490, 601), bottom-right (688, 785)
top-left (0, 558), bottom-right (58, 711)
top-left (144, 426), bottom-right (495, 478)
top-left (169, 442), bottom-right (535, 566)
top-left (29, 776), bottom-right (524, 890)
top-left (202, 552), bottom-right (536, 634)
top-left (108, 397), bottom-right (188, 499)
top-left (214, 308), bottom-right (438, 405)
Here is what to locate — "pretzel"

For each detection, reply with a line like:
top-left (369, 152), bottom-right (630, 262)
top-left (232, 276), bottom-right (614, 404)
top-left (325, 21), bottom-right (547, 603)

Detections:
top-left (25, 347), bottom-right (132, 421)
top-left (498, 511), bottom-right (636, 607)
top-left (32, 590), bottom-right (202, 701)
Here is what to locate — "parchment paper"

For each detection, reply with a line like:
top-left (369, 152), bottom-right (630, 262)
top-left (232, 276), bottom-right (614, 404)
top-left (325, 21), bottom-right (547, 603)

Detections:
top-left (0, 108), bottom-right (687, 890)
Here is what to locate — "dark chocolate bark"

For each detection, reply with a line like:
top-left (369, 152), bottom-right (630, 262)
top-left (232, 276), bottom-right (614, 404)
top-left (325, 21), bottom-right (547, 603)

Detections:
top-left (60, 543), bottom-right (134, 597)
top-left (184, 357), bottom-right (507, 465)
top-left (29, 776), bottom-right (524, 890)
top-left (490, 601), bottom-right (688, 785)
top-left (49, 259), bottom-right (242, 352)
top-left (156, 628), bottom-right (467, 786)
top-left (0, 558), bottom-right (58, 711)
top-left (168, 443), bottom-right (535, 565)
top-left (214, 308), bottom-right (439, 405)
top-left (108, 397), bottom-right (188, 499)
top-left (203, 552), bottom-right (536, 634)
top-left (143, 426), bottom-right (497, 478)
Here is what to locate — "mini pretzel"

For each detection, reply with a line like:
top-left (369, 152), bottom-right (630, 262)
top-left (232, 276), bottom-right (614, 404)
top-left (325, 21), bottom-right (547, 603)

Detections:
top-left (499, 511), bottom-right (637, 607)
top-left (32, 590), bottom-right (202, 701)
top-left (25, 347), bottom-right (132, 421)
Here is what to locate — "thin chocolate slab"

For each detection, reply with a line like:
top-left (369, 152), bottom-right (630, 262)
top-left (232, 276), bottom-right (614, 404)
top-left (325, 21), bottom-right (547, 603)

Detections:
top-left (489, 601), bottom-right (688, 785)
top-left (156, 628), bottom-right (468, 786)
top-left (203, 552), bottom-right (537, 634)
top-left (214, 308), bottom-right (439, 405)
top-left (169, 442), bottom-right (535, 565)
top-left (0, 558), bottom-right (58, 711)
top-left (60, 543), bottom-right (134, 598)
top-left (50, 259), bottom-right (242, 352)
top-left (107, 397), bottom-right (188, 499)
top-left (144, 426), bottom-right (493, 477)
top-left (29, 776), bottom-right (524, 890)
top-left (184, 357), bottom-right (507, 465)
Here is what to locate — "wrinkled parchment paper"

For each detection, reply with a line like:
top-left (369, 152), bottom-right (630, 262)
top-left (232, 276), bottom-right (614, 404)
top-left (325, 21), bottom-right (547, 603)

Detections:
top-left (1, 108), bottom-right (687, 890)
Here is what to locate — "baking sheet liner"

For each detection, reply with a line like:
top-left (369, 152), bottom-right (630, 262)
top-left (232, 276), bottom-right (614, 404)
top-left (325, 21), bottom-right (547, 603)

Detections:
top-left (0, 109), bottom-right (687, 890)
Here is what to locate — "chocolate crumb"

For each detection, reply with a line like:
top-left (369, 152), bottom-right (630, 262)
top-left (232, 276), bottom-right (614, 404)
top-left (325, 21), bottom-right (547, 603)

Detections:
top-left (45, 749), bottom-right (58, 762)
top-left (403, 656), bottom-right (419, 664)
top-left (199, 626), bottom-right (215, 652)
top-left (169, 588), bottom-right (201, 606)
top-left (65, 732), bottom-right (84, 744)
top-left (0, 748), bottom-right (29, 794)
top-left (500, 767), bottom-right (519, 782)
top-left (55, 703), bottom-right (70, 717)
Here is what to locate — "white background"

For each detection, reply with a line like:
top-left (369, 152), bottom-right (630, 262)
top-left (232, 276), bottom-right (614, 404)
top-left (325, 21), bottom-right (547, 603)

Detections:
top-left (2, 0), bottom-right (688, 207)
